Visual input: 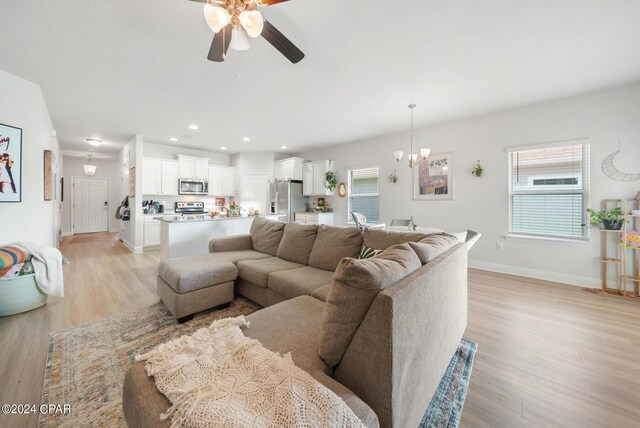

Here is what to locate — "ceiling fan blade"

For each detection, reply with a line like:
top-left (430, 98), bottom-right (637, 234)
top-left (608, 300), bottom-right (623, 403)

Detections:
top-left (261, 20), bottom-right (305, 64)
top-left (207, 24), bottom-right (232, 62)
top-left (259, 0), bottom-right (291, 5)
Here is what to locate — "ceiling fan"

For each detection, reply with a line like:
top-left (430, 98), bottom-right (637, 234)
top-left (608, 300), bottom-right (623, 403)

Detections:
top-left (188, 0), bottom-right (305, 64)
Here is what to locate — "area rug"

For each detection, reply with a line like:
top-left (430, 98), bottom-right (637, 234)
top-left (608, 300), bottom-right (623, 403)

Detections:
top-left (419, 338), bottom-right (477, 428)
top-left (40, 298), bottom-right (476, 428)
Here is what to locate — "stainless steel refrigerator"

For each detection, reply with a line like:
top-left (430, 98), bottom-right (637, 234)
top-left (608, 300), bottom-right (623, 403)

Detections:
top-left (269, 180), bottom-right (307, 222)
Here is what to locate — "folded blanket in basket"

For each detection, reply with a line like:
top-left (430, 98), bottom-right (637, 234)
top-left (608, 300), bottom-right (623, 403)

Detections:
top-left (136, 316), bottom-right (365, 428)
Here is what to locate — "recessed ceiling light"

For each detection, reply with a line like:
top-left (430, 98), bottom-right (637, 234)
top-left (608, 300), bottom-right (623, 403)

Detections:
top-left (170, 137), bottom-right (178, 142)
top-left (242, 137), bottom-right (251, 142)
top-left (189, 124), bottom-right (199, 130)
top-left (220, 146), bottom-right (227, 151)
top-left (86, 138), bottom-right (102, 147)
top-left (281, 146), bottom-right (288, 150)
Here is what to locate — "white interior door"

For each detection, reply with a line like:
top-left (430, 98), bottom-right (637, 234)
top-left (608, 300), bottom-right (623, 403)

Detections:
top-left (73, 177), bottom-right (109, 234)
top-left (241, 174), bottom-right (269, 214)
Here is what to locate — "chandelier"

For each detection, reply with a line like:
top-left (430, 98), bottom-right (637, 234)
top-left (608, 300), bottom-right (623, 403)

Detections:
top-left (83, 154), bottom-right (97, 176)
top-left (394, 104), bottom-right (431, 168)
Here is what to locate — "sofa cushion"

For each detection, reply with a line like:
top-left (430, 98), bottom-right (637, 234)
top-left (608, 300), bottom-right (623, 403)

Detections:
top-left (158, 255), bottom-right (237, 294)
top-left (311, 284), bottom-right (331, 302)
top-left (250, 216), bottom-right (286, 256)
top-left (319, 243), bottom-right (421, 367)
top-left (237, 257), bottom-right (304, 288)
top-left (268, 266), bottom-right (334, 300)
top-left (308, 225), bottom-right (363, 271)
top-left (363, 229), bottom-right (433, 251)
top-left (276, 222), bottom-right (318, 265)
top-left (408, 233), bottom-right (460, 264)
top-left (208, 250), bottom-right (272, 264)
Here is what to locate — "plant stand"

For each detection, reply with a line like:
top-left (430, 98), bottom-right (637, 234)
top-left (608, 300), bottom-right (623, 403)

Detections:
top-left (598, 198), bottom-right (640, 299)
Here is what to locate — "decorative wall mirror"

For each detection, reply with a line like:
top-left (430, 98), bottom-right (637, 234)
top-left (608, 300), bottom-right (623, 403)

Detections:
top-left (337, 182), bottom-right (347, 198)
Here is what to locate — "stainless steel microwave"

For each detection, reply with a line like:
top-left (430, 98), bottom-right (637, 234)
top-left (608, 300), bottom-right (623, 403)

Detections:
top-left (178, 178), bottom-right (209, 195)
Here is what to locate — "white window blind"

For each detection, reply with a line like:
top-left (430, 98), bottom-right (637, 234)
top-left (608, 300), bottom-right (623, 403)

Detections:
top-left (508, 141), bottom-right (590, 240)
top-left (348, 167), bottom-right (380, 222)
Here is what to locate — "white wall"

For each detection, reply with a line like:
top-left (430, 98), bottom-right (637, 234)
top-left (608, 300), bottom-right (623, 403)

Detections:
top-left (296, 83), bottom-right (640, 287)
top-left (0, 69), bottom-right (62, 247)
top-left (61, 156), bottom-right (121, 235)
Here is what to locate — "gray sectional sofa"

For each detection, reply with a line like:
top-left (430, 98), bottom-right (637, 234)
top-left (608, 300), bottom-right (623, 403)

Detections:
top-left (123, 217), bottom-right (471, 428)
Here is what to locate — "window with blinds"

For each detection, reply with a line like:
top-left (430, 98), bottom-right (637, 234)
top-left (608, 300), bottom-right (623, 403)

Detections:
top-left (348, 167), bottom-right (380, 222)
top-left (508, 141), bottom-right (590, 240)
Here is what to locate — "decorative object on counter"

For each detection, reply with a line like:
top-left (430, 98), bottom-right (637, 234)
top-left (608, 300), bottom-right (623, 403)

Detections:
top-left (0, 122), bottom-right (22, 203)
top-left (83, 154), bottom-right (97, 177)
top-left (337, 182), bottom-right (347, 198)
top-left (229, 201), bottom-right (241, 217)
top-left (601, 142), bottom-right (640, 182)
top-left (586, 207), bottom-right (625, 230)
top-left (129, 167), bottom-right (136, 197)
top-left (388, 170), bottom-right (398, 183)
top-left (471, 160), bottom-right (483, 177)
top-left (393, 104), bottom-right (431, 169)
top-left (414, 152), bottom-right (454, 201)
top-left (215, 198), bottom-right (225, 206)
top-left (324, 170), bottom-right (337, 192)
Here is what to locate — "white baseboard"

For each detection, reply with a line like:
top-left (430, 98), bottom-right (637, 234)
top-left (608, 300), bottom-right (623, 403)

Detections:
top-left (109, 228), bottom-right (120, 233)
top-left (468, 260), bottom-right (601, 289)
top-left (61, 231), bottom-right (73, 237)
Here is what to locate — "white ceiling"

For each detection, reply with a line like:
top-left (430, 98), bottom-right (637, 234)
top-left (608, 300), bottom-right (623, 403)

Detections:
top-left (1, 0), bottom-right (640, 156)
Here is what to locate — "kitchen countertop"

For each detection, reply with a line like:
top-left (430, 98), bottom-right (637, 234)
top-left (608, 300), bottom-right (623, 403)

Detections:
top-left (159, 215), bottom-right (257, 223)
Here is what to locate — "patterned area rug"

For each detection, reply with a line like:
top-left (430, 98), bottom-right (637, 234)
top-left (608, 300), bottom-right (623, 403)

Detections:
top-left (40, 298), bottom-right (476, 428)
top-left (420, 338), bottom-right (477, 428)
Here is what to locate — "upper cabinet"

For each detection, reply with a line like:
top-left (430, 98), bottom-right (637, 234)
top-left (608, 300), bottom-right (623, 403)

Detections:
top-left (142, 158), bottom-right (179, 195)
top-left (208, 165), bottom-right (236, 196)
top-left (303, 160), bottom-right (334, 196)
top-left (178, 155), bottom-right (209, 180)
top-left (274, 157), bottom-right (304, 181)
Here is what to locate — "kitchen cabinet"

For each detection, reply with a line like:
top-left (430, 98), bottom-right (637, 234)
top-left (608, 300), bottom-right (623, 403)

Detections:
top-left (294, 212), bottom-right (334, 226)
top-left (142, 158), bottom-right (179, 195)
top-left (178, 155), bottom-right (209, 179)
top-left (208, 165), bottom-right (236, 196)
top-left (302, 160), bottom-right (334, 196)
top-left (143, 216), bottom-right (161, 248)
top-left (274, 157), bottom-right (304, 181)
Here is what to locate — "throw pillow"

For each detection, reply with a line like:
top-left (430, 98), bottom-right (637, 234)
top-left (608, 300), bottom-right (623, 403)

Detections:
top-left (408, 233), bottom-right (460, 264)
top-left (308, 226), bottom-right (364, 271)
top-left (357, 243), bottom-right (383, 259)
top-left (276, 222), bottom-right (318, 265)
top-left (0, 245), bottom-right (32, 276)
top-left (250, 216), bottom-right (286, 256)
top-left (319, 243), bottom-right (422, 367)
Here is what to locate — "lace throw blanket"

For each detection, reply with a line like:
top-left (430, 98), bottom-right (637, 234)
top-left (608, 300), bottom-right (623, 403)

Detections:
top-left (136, 316), bottom-right (365, 428)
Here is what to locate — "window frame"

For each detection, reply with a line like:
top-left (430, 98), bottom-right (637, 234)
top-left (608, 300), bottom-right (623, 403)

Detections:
top-left (347, 165), bottom-right (380, 224)
top-left (506, 139), bottom-right (591, 242)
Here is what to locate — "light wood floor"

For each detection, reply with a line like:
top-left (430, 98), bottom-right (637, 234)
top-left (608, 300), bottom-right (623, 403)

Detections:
top-left (1, 233), bottom-right (638, 428)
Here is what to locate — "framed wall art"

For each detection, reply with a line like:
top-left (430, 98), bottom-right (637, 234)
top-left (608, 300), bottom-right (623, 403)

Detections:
top-left (413, 152), bottom-right (454, 201)
top-left (0, 123), bottom-right (23, 203)
top-left (129, 167), bottom-right (136, 197)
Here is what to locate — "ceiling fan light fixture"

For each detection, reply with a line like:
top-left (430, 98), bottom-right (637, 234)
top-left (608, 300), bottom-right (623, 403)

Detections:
top-left (239, 10), bottom-right (264, 38)
top-left (203, 4), bottom-right (231, 33)
top-left (230, 28), bottom-right (251, 51)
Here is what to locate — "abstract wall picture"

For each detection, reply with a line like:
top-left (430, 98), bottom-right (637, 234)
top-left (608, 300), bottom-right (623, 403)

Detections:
top-left (413, 152), bottom-right (454, 200)
top-left (129, 167), bottom-right (136, 197)
top-left (0, 123), bottom-right (22, 203)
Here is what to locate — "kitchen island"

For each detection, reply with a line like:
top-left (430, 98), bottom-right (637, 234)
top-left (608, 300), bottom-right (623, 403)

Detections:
top-left (159, 215), bottom-right (263, 260)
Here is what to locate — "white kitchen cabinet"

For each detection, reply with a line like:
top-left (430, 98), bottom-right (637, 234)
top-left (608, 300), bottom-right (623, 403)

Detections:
top-left (178, 155), bottom-right (209, 179)
top-left (208, 166), bottom-right (236, 196)
top-left (294, 212), bottom-right (334, 226)
top-left (302, 160), bottom-right (334, 196)
top-left (274, 157), bottom-right (304, 181)
top-left (143, 158), bottom-right (179, 195)
top-left (143, 217), bottom-right (161, 248)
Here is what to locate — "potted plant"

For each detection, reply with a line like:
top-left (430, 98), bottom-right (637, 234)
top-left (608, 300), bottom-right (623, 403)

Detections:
top-left (324, 171), bottom-right (337, 192)
top-left (228, 201), bottom-right (241, 217)
top-left (586, 207), bottom-right (625, 230)
top-left (471, 160), bottom-right (484, 177)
